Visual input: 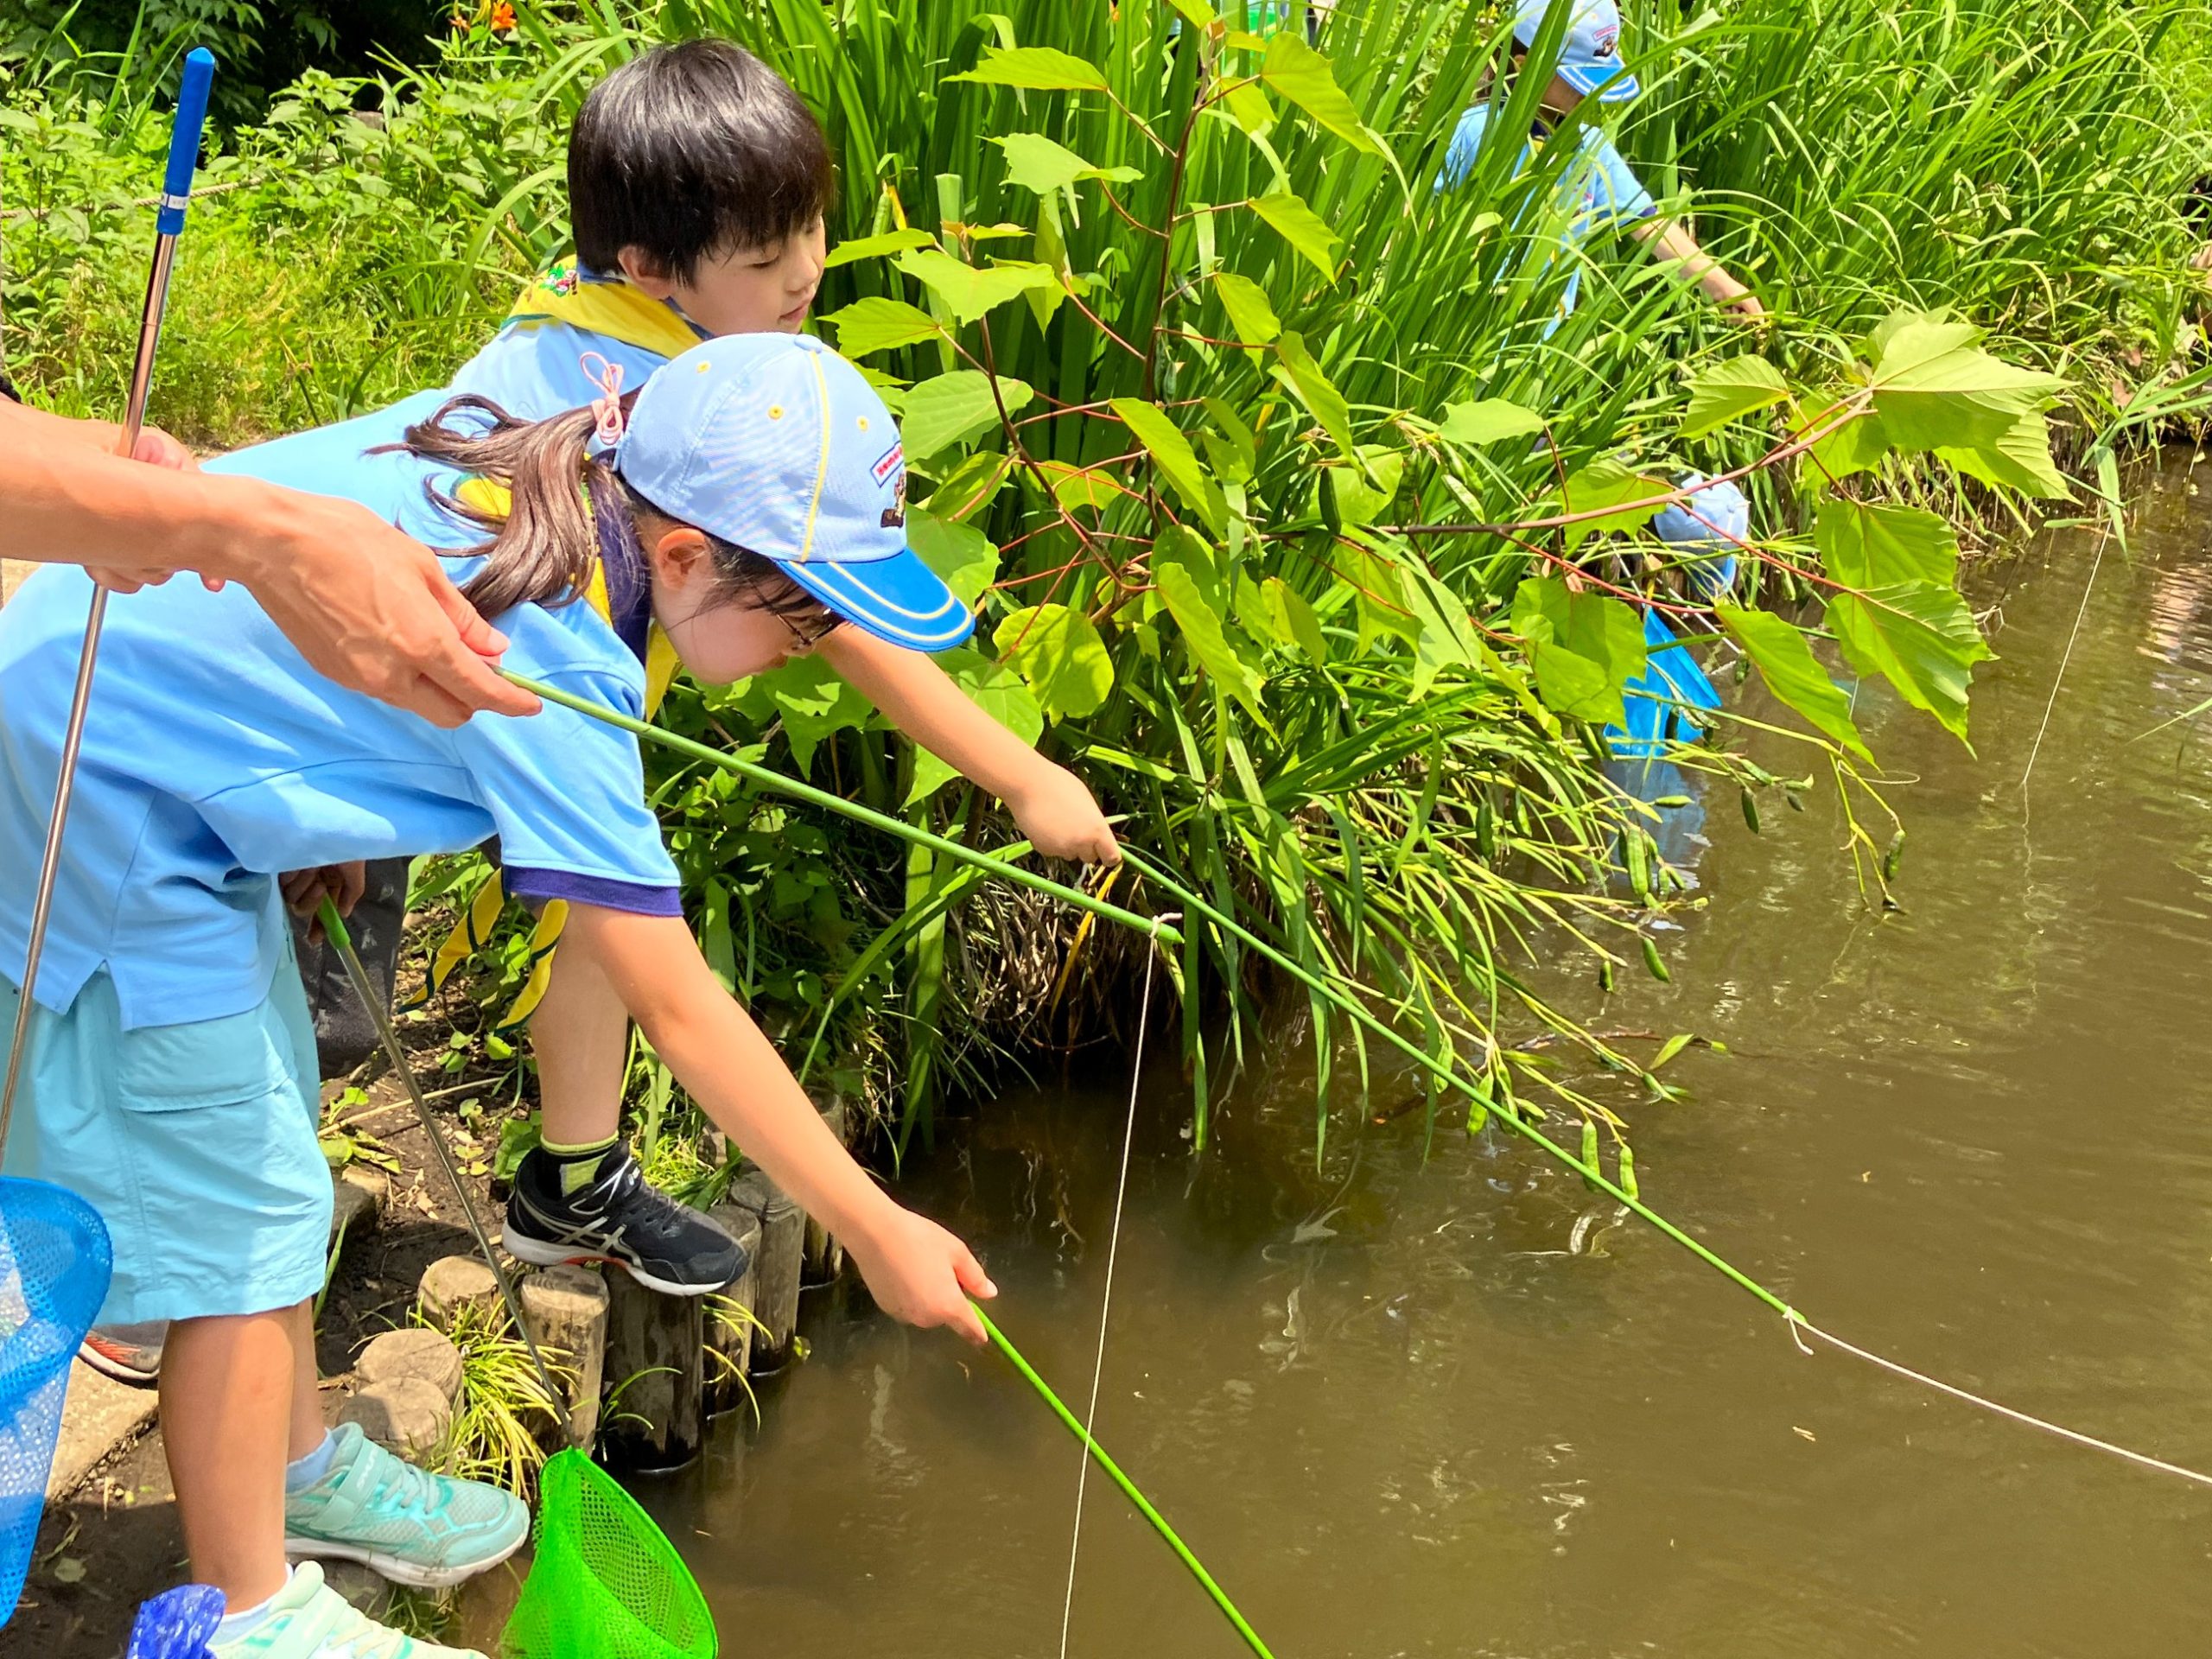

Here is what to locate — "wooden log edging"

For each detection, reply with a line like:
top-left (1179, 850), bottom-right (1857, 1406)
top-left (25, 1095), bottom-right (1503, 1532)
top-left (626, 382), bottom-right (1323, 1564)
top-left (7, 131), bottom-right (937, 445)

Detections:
top-left (408, 1142), bottom-right (854, 1476)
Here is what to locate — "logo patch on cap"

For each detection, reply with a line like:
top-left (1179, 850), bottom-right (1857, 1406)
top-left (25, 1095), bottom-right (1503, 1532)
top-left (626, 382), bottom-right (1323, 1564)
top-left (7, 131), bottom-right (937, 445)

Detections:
top-left (1593, 24), bottom-right (1618, 54)
top-left (881, 468), bottom-right (907, 531)
top-left (872, 442), bottom-right (904, 485)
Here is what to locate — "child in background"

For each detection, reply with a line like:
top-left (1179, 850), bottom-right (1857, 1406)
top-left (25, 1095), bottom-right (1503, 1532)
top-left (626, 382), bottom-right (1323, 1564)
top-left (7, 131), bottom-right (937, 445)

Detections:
top-left (449, 38), bottom-right (828, 421)
top-left (0, 334), bottom-right (1094, 1657)
top-left (1440, 0), bottom-right (1764, 333)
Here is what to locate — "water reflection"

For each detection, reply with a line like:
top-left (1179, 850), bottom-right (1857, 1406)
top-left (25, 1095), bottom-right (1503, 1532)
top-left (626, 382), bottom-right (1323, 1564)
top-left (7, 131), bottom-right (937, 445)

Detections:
top-left (638, 452), bottom-right (2212, 1658)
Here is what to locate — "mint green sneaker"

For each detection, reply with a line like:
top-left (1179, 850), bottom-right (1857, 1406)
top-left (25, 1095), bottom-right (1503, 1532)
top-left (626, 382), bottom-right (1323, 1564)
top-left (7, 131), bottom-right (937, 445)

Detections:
top-left (283, 1423), bottom-right (530, 1589)
top-left (210, 1561), bottom-right (487, 1657)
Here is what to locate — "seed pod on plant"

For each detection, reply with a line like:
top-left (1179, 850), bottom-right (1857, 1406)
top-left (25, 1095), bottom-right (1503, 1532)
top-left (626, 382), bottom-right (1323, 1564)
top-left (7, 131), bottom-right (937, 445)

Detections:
top-left (1618, 1143), bottom-right (1639, 1201)
top-left (1641, 934), bottom-right (1670, 983)
top-left (1740, 789), bottom-right (1761, 835)
top-left (1883, 828), bottom-right (1907, 882)
top-left (1598, 956), bottom-right (1617, 994)
top-left (1624, 830), bottom-right (1652, 903)
top-left (1580, 1118), bottom-right (1599, 1188)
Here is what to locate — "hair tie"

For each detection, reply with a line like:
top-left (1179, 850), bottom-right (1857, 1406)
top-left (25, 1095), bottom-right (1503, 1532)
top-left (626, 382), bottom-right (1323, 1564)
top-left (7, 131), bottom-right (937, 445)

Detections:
top-left (580, 352), bottom-right (626, 448)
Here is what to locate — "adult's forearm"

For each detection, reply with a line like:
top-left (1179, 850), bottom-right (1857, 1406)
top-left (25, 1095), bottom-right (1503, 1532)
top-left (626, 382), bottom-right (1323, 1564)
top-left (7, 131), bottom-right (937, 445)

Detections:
top-left (0, 412), bottom-right (277, 580)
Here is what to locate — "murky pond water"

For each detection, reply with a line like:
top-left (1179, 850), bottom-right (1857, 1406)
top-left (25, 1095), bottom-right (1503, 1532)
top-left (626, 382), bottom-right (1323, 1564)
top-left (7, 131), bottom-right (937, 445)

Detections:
top-left (645, 453), bottom-right (2212, 1658)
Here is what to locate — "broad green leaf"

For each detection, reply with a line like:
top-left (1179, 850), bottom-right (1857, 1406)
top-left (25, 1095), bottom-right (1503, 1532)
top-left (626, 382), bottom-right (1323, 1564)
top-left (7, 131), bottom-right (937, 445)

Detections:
top-left (993, 604), bottom-right (1115, 722)
top-left (1799, 396), bottom-right (1889, 483)
top-left (1111, 397), bottom-right (1229, 534)
top-left (1934, 405), bottom-right (2070, 500)
top-left (1258, 575), bottom-right (1326, 663)
top-left (1438, 398), bottom-right (1544, 447)
top-left (1212, 270), bottom-right (1281, 346)
top-left (993, 131), bottom-right (1142, 196)
top-left (1557, 458), bottom-right (1667, 551)
top-left (1866, 318), bottom-right (2064, 454)
top-left (1273, 332), bottom-right (1356, 460)
top-left (1036, 459), bottom-right (1131, 513)
top-left (1247, 189), bottom-right (1342, 282)
top-left (906, 508), bottom-right (1000, 607)
top-left (1815, 499), bottom-right (1957, 591)
top-left (896, 249), bottom-right (1058, 326)
top-left (1224, 78), bottom-right (1274, 136)
top-left (1156, 561), bottom-right (1269, 726)
top-left (1401, 563), bottom-right (1482, 696)
top-left (947, 46), bottom-right (1109, 92)
top-left (1716, 605), bottom-right (1872, 762)
top-left (902, 370), bottom-right (1033, 459)
top-left (1681, 355), bottom-right (1789, 439)
top-left (1333, 534), bottom-right (1419, 650)
top-left (1321, 444), bottom-right (1404, 527)
top-left (1826, 584), bottom-right (1993, 747)
top-left (908, 648), bottom-right (1039, 802)
top-left (1511, 576), bottom-right (1645, 726)
top-left (1257, 30), bottom-right (1383, 156)
top-left (823, 296), bottom-right (944, 358)
top-left (759, 657), bottom-right (873, 772)
top-left (1168, 0), bottom-right (1218, 26)
top-left (923, 451), bottom-right (1012, 522)
top-left (823, 228), bottom-right (938, 269)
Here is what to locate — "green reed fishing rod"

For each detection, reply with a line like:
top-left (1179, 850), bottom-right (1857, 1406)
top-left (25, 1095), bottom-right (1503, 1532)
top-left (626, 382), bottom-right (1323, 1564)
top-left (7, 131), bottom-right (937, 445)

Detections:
top-left (486, 665), bottom-right (2212, 1644)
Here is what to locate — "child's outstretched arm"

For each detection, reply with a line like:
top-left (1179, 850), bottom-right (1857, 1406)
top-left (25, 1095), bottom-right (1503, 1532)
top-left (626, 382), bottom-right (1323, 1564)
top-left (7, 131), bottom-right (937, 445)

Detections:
top-left (1634, 218), bottom-right (1765, 324)
top-left (818, 626), bottom-right (1120, 865)
top-left (561, 902), bottom-right (996, 1343)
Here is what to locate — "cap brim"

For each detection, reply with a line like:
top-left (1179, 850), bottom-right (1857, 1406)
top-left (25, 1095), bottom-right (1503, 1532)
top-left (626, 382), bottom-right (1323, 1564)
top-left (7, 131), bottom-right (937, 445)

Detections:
top-left (779, 546), bottom-right (976, 652)
top-left (1561, 62), bottom-right (1639, 101)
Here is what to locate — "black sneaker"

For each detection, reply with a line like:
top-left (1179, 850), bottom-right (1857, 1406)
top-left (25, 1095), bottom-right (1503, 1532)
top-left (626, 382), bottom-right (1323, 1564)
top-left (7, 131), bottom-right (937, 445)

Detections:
top-left (503, 1142), bottom-right (746, 1296)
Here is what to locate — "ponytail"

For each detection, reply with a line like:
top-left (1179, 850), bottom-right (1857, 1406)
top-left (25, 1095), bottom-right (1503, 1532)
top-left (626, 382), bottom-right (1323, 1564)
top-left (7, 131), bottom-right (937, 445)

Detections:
top-left (391, 395), bottom-right (611, 620)
top-left (389, 391), bottom-right (838, 630)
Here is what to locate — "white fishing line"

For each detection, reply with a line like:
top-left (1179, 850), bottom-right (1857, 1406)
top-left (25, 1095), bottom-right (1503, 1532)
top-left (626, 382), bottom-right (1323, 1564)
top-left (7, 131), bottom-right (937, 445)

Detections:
top-left (2019, 520), bottom-right (2111, 803)
top-left (1788, 1314), bottom-right (2212, 1490)
top-left (1059, 916), bottom-right (1172, 1659)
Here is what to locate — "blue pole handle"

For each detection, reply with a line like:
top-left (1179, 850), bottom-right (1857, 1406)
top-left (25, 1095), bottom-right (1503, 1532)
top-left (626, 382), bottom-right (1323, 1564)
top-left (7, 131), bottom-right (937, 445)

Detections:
top-left (156, 48), bottom-right (216, 236)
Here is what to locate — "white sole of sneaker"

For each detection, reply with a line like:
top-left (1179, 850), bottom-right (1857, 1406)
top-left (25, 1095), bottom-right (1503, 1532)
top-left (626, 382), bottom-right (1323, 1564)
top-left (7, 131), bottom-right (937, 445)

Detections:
top-left (283, 1529), bottom-right (527, 1590)
top-left (500, 1224), bottom-right (738, 1299)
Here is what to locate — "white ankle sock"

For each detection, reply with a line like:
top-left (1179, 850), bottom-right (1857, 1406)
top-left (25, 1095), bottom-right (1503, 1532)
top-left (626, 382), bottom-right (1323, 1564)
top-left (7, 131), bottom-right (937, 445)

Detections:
top-left (213, 1568), bottom-right (291, 1642)
top-left (284, 1429), bottom-right (338, 1493)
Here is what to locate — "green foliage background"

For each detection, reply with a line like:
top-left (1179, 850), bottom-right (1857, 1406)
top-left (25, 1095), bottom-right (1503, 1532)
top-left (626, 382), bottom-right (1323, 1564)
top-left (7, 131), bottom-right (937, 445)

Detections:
top-left (5, 0), bottom-right (2212, 1171)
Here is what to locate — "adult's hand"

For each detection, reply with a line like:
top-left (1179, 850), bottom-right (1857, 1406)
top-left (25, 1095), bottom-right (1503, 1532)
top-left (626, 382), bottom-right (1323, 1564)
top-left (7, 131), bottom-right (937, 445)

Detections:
top-left (87, 424), bottom-right (200, 594)
top-left (233, 489), bottom-right (540, 729)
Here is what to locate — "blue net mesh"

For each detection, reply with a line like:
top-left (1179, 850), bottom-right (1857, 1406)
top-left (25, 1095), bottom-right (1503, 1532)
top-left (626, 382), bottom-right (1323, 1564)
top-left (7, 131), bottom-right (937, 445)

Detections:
top-left (0, 1174), bottom-right (112, 1624)
top-left (128, 1585), bottom-right (224, 1657)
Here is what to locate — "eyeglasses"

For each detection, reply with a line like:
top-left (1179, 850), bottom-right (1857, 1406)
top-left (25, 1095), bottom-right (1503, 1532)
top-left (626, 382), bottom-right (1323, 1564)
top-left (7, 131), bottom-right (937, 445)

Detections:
top-left (776, 606), bottom-right (844, 656)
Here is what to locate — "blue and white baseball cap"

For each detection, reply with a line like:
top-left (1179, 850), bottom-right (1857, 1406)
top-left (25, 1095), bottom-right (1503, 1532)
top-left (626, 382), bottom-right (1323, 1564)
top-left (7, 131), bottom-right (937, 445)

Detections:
top-left (618, 334), bottom-right (974, 652)
top-left (1515, 0), bottom-right (1639, 104)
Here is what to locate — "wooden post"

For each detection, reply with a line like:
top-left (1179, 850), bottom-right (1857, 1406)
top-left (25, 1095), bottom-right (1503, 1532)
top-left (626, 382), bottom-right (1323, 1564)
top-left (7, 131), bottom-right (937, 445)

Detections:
top-left (703, 1204), bottom-right (764, 1419)
top-left (727, 1168), bottom-right (804, 1374)
top-left (803, 1093), bottom-right (853, 1287)
top-left (518, 1265), bottom-right (608, 1450)
top-left (599, 1271), bottom-right (704, 1473)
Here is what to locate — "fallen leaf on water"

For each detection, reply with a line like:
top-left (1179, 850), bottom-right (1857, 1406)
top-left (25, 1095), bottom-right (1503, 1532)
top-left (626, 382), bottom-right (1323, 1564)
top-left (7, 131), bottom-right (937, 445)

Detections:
top-left (51, 1557), bottom-right (85, 1584)
top-left (1793, 1427), bottom-right (1817, 1442)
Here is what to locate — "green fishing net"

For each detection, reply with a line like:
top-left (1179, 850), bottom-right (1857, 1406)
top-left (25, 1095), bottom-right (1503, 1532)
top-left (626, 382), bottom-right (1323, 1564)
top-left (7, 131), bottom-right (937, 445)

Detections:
top-left (504, 1448), bottom-right (716, 1659)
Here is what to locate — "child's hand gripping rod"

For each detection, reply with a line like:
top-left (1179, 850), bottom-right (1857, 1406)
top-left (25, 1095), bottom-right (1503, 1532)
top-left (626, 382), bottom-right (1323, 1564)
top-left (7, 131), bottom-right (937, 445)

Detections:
top-left (315, 899), bottom-right (575, 1438)
top-left (0, 49), bottom-right (217, 1156)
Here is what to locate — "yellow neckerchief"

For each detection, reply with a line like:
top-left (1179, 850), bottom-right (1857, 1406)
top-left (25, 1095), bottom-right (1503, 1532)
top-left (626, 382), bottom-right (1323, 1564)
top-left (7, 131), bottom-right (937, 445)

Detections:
top-left (405, 490), bottom-right (680, 1031)
top-left (502, 257), bottom-right (705, 362)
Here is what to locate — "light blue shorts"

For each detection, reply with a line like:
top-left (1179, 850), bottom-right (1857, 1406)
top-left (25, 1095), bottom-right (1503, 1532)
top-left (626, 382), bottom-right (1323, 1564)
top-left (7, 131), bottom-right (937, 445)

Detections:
top-left (0, 950), bottom-right (331, 1324)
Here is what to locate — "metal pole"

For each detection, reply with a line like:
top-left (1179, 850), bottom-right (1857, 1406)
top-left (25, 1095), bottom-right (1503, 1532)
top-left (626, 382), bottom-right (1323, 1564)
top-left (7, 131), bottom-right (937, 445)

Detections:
top-left (0, 50), bottom-right (217, 1159)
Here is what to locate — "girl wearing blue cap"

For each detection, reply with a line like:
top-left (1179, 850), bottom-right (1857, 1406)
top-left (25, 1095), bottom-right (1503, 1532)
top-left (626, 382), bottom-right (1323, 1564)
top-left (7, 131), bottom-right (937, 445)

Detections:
top-left (0, 333), bottom-right (1109, 1658)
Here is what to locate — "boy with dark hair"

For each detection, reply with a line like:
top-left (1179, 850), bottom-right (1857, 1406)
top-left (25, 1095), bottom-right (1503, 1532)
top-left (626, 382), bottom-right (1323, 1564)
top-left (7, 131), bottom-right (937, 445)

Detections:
top-left (449, 38), bottom-right (833, 422)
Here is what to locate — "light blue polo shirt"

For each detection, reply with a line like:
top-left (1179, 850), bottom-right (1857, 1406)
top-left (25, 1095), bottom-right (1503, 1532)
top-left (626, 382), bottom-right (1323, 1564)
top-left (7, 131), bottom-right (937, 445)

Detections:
top-left (449, 319), bottom-right (678, 425)
top-left (1439, 104), bottom-right (1658, 326)
top-left (0, 396), bottom-right (683, 1030)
